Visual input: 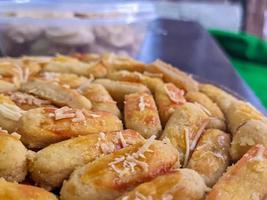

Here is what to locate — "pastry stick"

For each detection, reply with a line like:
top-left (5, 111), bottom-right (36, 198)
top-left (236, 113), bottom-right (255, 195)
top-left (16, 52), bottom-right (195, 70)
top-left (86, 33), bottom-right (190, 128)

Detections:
top-left (0, 178), bottom-right (58, 200)
top-left (199, 84), bottom-right (238, 113)
top-left (187, 129), bottom-right (230, 186)
top-left (185, 91), bottom-right (226, 131)
top-left (0, 80), bottom-right (17, 93)
top-left (94, 79), bottom-right (150, 108)
top-left (39, 72), bottom-right (90, 89)
top-left (30, 130), bottom-right (144, 190)
top-left (155, 82), bottom-right (186, 126)
top-left (60, 139), bottom-right (179, 200)
top-left (0, 94), bottom-right (25, 132)
top-left (18, 107), bottom-right (123, 148)
top-left (102, 53), bottom-right (145, 73)
top-left (81, 83), bottom-right (121, 118)
top-left (116, 169), bottom-right (208, 200)
top-left (146, 60), bottom-right (199, 92)
top-left (124, 92), bottom-right (162, 138)
top-left (42, 55), bottom-right (107, 78)
top-left (207, 144), bottom-right (267, 200)
top-left (20, 79), bottom-right (92, 110)
top-left (0, 130), bottom-right (28, 182)
top-left (230, 119), bottom-right (267, 161)
top-left (161, 102), bottom-right (210, 166)
top-left (225, 100), bottom-right (264, 134)
top-left (107, 70), bottom-right (163, 93)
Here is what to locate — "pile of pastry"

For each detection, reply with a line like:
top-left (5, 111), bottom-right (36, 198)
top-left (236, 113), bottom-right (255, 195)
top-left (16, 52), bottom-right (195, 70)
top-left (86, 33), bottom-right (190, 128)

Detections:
top-left (0, 53), bottom-right (266, 200)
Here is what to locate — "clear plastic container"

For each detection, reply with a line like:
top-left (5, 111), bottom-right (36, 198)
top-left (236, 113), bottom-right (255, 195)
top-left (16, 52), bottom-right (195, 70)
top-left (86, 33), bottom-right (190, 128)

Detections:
top-left (0, 0), bottom-right (157, 57)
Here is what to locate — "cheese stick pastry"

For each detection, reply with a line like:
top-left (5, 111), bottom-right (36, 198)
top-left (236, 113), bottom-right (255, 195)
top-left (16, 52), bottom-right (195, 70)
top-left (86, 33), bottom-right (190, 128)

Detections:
top-left (161, 102), bottom-right (210, 166)
top-left (30, 129), bottom-right (144, 190)
top-left (39, 72), bottom-right (90, 89)
top-left (225, 100), bottom-right (263, 134)
top-left (60, 138), bottom-right (179, 200)
top-left (0, 130), bottom-right (28, 182)
top-left (81, 83), bottom-right (121, 118)
top-left (9, 92), bottom-right (52, 110)
top-left (146, 60), bottom-right (199, 92)
top-left (155, 83), bottom-right (186, 126)
top-left (0, 94), bottom-right (25, 132)
top-left (0, 80), bottom-right (16, 93)
top-left (230, 119), bottom-right (267, 161)
top-left (94, 79), bottom-right (150, 108)
top-left (107, 70), bottom-right (163, 93)
top-left (117, 169), bottom-right (208, 200)
top-left (185, 91), bottom-right (226, 131)
top-left (18, 106), bottom-right (123, 148)
top-left (187, 129), bottom-right (230, 186)
top-left (102, 53), bottom-right (145, 73)
top-left (124, 92), bottom-right (162, 138)
top-left (20, 79), bottom-right (92, 110)
top-left (0, 178), bottom-right (58, 200)
top-left (199, 84), bottom-right (238, 113)
top-left (42, 55), bottom-right (107, 78)
top-left (206, 144), bottom-right (267, 200)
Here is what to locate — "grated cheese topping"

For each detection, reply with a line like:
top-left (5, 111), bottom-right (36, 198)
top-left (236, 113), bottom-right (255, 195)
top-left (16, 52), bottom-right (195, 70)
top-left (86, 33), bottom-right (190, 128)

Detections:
top-left (190, 119), bottom-right (209, 151)
top-left (109, 135), bottom-right (156, 177)
top-left (48, 106), bottom-right (89, 123)
top-left (76, 75), bottom-right (94, 93)
top-left (138, 96), bottom-right (146, 112)
top-left (183, 128), bottom-right (190, 168)
top-left (10, 132), bottom-right (21, 140)
top-left (251, 145), bottom-right (266, 162)
top-left (117, 131), bottom-right (127, 148)
top-left (12, 65), bottom-right (29, 87)
top-left (95, 132), bottom-right (116, 155)
top-left (10, 92), bottom-right (50, 106)
top-left (135, 192), bottom-right (153, 200)
top-left (162, 194), bottom-right (173, 200)
top-left (164, 83), bottom-right (186, 104)
top-left (42, 72), bottom-right (60, 81)
top-left (194, 102), bottom-right (212, 116)
top-left (0, 103), bottom-right (25, 121)
top-left (0, 127), bottom-right (8, 134)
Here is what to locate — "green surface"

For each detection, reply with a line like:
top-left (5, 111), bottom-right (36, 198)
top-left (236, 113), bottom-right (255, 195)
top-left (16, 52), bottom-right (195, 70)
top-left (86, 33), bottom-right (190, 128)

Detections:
top-left (209, 29), bottom-right (267, 108)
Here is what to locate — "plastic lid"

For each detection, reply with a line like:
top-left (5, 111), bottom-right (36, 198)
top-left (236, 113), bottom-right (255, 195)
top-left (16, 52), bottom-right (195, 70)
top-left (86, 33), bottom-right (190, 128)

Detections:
top-left (0, 0), bottom-right (157, 25)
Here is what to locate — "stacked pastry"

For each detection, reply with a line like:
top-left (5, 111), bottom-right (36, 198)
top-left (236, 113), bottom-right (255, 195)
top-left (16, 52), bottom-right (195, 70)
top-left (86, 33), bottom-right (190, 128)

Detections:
top-left (0, 53), bottom-right (266, 200)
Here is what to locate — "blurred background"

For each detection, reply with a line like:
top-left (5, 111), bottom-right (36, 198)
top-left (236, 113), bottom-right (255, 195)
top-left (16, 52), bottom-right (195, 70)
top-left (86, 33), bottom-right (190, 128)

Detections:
top-left (0, 0), bottom-right (267, 110)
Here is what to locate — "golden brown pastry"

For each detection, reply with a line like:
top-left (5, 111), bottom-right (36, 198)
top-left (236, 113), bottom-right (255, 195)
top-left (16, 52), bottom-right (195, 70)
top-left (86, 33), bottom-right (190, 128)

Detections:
top-left (29, 129), bottom-right (144, 190)
top-left (161, 102), bottom-right (210, 166)
top-left (94, 79), bottom-right (150, 108)
top-left (116, 169), bottom-right (208, 200)
top-left (0, 94), bottom-right (24, 132)
top-left (18, 107), bottom-right (123, 148)
top-left (0, 131), bottom-right (28, 182)
top-left (20, 79), bottom-right (92, 110)
top-left (206, 144), bottom-right (267, 200)
top-left (107, 70), bottom-right (163, 93)
top-left (102, 53), bottom-right (145, 73)
top-left (81, 83), bottom-right (121, 118)
top-left (225, 100), bottom-right (264, 134)
top-left (39, 72), bottom-right (90, 89)
top-left (0, 178), bottom-right (58, 200)
top-left (9, 92), bottom-right (52, 110)
top-left (0, 80), bottom-right (16, 93)
top-left (230, 119), bottom-right (267, 161)
top-left (199, 84), bottom-right (238, 113)
top-left (42, 55), bottom-right (107, 78)
top-left (146, 60), bottom-right (199, 92)
top-left (185, 91), bottom-right (226, 131)
top-left (60, 138), bottom-right (179, 200)
top-left (155, 82), bottom-right (186, 126)
top-left (187, 129), bottom-right (230, 186)
top-left (124, 92), bottom-right (162, 138)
